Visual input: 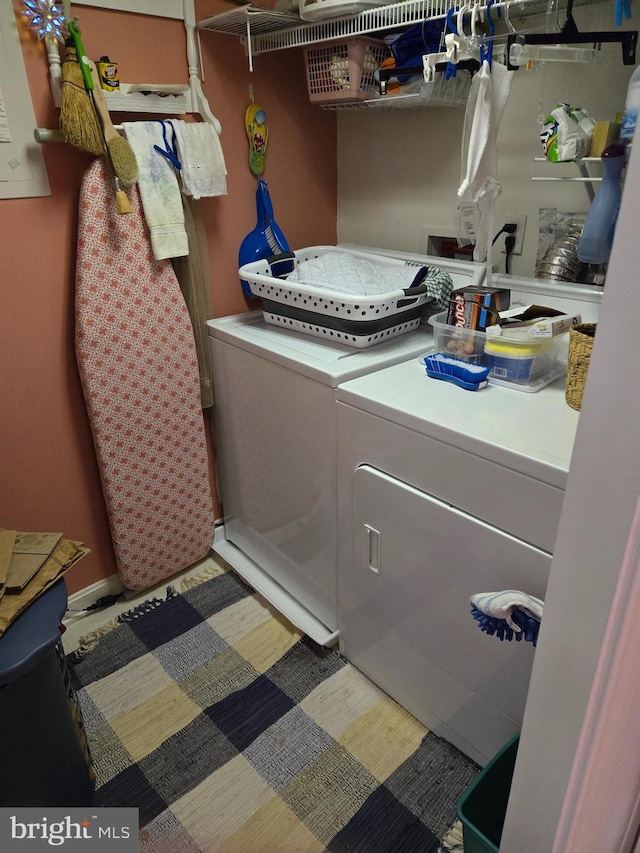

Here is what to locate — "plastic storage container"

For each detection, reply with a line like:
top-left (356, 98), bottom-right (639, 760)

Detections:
top-left (0, 580), bottom-right (95, 806)
top-left (457, 735), bottom-right (519, 853)
top-left (303, 38), bottom-right (388, 104)
top-left (429, 312), bottom-right (566, 392)
top-left (621, 64), bottom-right (640, 140)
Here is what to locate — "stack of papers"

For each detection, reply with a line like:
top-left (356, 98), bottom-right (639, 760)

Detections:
top-left (0, 529), bottom-right (90, 636)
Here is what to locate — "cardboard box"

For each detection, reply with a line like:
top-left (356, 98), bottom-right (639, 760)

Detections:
top-left (5, 531), bottom-right (63, 591)
top-left (447, 287), bottom-right (511, 332)
top-left (589, 121), bottom-right (620, 157)
top-left (0, 530), bottom-right (16, 601)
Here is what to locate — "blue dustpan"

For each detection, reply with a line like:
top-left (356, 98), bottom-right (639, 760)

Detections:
top-left (239, 180), bottom-right (292, 297)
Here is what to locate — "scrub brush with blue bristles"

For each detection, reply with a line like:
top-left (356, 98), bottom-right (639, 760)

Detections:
top-left (469, 590), bottom-right (544, 646)
top-left (422, 353), bottom-right (490, 391)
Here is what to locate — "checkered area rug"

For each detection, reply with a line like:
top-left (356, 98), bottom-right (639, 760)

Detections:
top-left (68, 567), bottom-right (478, 852)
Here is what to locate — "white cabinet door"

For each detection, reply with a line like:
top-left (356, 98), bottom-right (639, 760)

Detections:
top-left (340, 465), bottom-right (551, 765)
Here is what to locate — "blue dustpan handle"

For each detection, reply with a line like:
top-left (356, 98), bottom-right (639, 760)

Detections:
top-left (258, 179), bottom-right (273, 223)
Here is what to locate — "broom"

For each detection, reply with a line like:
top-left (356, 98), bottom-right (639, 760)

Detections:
top-left (60, 38), bottom-right (103, 156)
top-left (67, 21), bottom-right (133, 215)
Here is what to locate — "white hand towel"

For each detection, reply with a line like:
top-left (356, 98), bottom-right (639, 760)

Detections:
top-left (457, 61), bottom-right (514, 265)
top-left (167, 119), bottom-right (228, 200)
top-left (121, 121), bottom-right (188, 261)
top-left (458, 60), bottom-right (514, 204)
top-left (470, 590), bottom-right (544, 633)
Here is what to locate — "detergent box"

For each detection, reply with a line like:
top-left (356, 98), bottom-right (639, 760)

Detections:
top-left (446, 287), bottom-right (511, 332)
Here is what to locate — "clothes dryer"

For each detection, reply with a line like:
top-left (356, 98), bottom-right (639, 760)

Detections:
top-left (335, 277), bottom-right (603, 763)
top-left (207, 251), bottom-right (485, 645)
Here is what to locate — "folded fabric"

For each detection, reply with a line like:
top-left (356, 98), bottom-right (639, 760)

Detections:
top-left (121, 121), bottom-right (188, 260)
top-left (470, 590), bottom-right (544, 633)
top-left (286, 251), bottom-right (453, 308)
top-left (167, 119), bottom-right (228, 199)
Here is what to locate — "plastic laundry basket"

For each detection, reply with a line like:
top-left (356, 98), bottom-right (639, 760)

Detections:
top-left (457, 735), bottom-right (519, 853)
top-left (303, 38), bottom-right (388, 104)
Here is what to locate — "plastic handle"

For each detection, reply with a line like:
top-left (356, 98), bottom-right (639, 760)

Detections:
top-left (67, 21), bottom-right (93, 92)
top-left (401, 283), bottom-right (428, 297)
top-left (258, 179), bottom-right (274, 222)
top-left (364, 524), bottom-right (381, 574)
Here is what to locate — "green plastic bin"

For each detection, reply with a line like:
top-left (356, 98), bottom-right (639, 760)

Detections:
top-left (457, 735), bottom-right (519, 853)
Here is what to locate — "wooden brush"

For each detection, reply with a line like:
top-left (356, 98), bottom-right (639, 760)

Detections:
top-left (88, 62), bottom-right (139, 187)
top-left (60, 40), bottom-right (103, 156)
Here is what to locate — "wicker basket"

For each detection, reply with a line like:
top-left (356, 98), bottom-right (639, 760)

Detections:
top-left (303, 38), bottom-right (388, 104)
top-left (565, 323), bottom-right (596, 411)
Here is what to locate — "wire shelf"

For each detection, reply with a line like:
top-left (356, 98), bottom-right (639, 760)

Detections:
top-left (320, 70), bottom-right (472, 109)
top-left (198, 0), bottom-right (611, 54)
top-left (199, 0), bottom-right (452, 52)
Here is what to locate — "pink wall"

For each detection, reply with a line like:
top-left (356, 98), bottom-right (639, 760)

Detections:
top-left (0, 1), bottom-right (337, 594)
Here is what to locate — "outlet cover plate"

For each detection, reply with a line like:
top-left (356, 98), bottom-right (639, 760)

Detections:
top-left (501, 214), bottom-right (527, 255)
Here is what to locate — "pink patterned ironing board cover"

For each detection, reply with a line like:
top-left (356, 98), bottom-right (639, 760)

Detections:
top-left (75, 160), bottom-right (215, 590)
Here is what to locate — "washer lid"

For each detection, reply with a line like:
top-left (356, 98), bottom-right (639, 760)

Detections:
top-left (208, 250), bottom-right (488, 386)
top-left (207, 311), bottom-right (434, 387)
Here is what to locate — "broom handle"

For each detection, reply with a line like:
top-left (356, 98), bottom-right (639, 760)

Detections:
top-left (67, 21), bottom-right (93, 93)
top-left (88, 62), bottom-right (119, 145)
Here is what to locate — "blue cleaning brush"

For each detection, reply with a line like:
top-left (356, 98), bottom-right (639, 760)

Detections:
top-left (470, 605), bottom-right (541, 645)
top-left (422, 353), bottom-right (490, 391)
top-left (470, 590), bottom-right (543, 646)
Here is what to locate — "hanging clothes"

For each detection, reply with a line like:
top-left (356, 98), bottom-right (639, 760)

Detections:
top-left (458, 60), bottom-right (514, 265)
top-left (171, 196), bottom-right (215, 409)
top-left (122, 121), bottom-right (189, 261)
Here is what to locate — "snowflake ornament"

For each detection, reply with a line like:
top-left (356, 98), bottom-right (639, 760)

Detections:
top-left (22, 0), bottom-right (66, 43)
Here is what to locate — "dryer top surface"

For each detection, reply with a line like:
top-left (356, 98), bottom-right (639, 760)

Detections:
top-left (337, 357), bottom-right (579, 488)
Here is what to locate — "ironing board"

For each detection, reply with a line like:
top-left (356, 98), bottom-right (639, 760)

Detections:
top-left (75, 160), bottom-right (215, 590)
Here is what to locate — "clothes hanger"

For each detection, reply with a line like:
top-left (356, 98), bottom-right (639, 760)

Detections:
top-left (506, 0), bottom-right (638, 69)
top-left (479, 0), bottom-right (497, 67)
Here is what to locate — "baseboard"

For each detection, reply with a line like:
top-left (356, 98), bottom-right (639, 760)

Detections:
top-left (64, 574), bottom-right (124, 624)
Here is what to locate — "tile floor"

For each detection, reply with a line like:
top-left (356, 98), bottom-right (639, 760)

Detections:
top-left (62, 552), bottom-right (227, 654)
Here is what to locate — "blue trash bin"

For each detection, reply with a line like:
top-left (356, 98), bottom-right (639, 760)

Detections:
top-left (0, 580), bottom-right (95, 806)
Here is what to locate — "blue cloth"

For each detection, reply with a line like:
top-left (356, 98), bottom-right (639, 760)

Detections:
top-left (386, 20), bottom-right (445, 83)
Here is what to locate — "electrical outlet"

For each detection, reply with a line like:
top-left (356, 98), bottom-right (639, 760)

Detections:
top-left (501, 214), bottom-right (527, 255)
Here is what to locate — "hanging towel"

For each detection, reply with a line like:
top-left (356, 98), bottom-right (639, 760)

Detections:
top-left (75, 159), bottom-right (215, 591)
top-left (457, 61), bottom-right (514, 263)
top-left (167, 119), bottom-right (228, 199)
top-left (171, 195), bottom-right (215, 409)
top-left (122, 120), bottom-right (188, 260)
top-left (458, 60), bottom-right (513, 203)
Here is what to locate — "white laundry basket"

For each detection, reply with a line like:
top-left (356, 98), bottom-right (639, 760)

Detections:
top-left (239, 246), bottom-right (440, 348)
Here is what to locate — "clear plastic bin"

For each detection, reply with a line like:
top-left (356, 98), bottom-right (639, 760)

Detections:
top-left (428, 312), bottom-right (567, 392)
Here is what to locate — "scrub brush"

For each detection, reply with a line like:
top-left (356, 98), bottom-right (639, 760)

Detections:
top-left (88, 61), bottom-right (138, 187)
top-left (67, 21), bottom-right (137, 212)
top-left (60, 39), bottom-right (103, 155)
top-left (469, 591), bottom-right (543, 646)
top-left (421, 353), bottom-right (490, 391)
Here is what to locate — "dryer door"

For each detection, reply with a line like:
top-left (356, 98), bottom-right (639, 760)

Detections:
top-left (340, 464), bottom-right (551, 765)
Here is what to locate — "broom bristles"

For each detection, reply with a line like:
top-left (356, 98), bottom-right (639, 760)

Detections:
top-left (60, 48), bottom-right (104, 156)
top-left (115, 190), bottom-right (132, 216)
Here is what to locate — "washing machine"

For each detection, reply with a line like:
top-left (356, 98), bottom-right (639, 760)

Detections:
top-left (207, 250), bottom-right (486, 646)
top-left (335, 276), bottom-right (603, 764)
